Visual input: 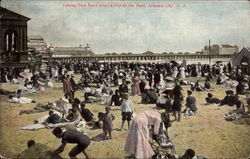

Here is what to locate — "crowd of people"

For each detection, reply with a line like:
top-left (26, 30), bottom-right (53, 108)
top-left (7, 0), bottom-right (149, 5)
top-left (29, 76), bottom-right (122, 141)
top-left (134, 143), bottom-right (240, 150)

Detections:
top-left (1, 60), bottom-right (250, 159)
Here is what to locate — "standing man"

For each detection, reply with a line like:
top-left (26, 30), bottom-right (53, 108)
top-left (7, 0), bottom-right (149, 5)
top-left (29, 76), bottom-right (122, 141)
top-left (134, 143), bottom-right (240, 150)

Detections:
top-left (110, 90), bottom-right (122, 106)
top-left (119, 79), bottom-right (128, 96)
top-left (153, 71), bottom-right (160, 88)
top-left (120, 94), bottom-right (134, 130)
top-left (147, 71), bottom-right (153, 88)
top-left (113, 72), bottom-right (119, 87)
top-left (52, 127), bottom-right (91, 159)
top-left (70, 75), bottom-right (78, 99)
top-left (172, 81), bottom-right (183, 122)
top-left (63, 74), bottom-right (74, 103)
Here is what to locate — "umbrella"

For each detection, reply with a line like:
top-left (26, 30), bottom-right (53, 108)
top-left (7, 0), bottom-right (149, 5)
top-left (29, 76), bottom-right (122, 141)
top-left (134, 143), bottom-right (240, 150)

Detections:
top-left (170, 60), bottom-right (178, 65)
top-left (162, 89), bottom-right (174, 95)
top-left (140, 66), bottom-right (145, 69)
top-left (165, 76), bottom-right (174, 81)
top-left (90, 71), bottom-right (98, 74)
top-left (241, 62), bottom-right (248, 66)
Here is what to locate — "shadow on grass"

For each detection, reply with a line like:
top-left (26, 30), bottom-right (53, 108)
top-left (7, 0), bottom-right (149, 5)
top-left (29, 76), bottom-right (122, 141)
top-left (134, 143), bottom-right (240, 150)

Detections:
top-left (91, 133), bottom-right (104, 142)
top-left (232, 114), bottom-right (250, 125)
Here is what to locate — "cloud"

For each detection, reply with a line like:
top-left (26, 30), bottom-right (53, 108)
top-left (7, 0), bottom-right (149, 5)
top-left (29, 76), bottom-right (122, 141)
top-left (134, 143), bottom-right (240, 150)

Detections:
top-left (2, 0), bottom-right (250, 53)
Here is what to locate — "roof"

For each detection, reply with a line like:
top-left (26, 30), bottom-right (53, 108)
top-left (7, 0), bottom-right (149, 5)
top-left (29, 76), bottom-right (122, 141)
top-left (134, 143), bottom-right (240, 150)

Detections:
top-left (54, 47), bottom-right (92, 51)
top-left (0, 6), bottom-right (30, 21)
top-left (28, 35), bottom-right (44, 40)
top-left (232, 47), bottom-right (250, 66)
top-left (221, 44), bottom-right (237, 48)
top-left (52, 47), bottom-right (94, 55)
top-left (143, 51), bottom-right (154, 55)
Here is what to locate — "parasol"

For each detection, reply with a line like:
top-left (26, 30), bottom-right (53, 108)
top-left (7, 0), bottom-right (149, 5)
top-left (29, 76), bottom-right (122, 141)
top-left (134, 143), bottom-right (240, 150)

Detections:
top-left (165, 76), bottom-right (174, 81)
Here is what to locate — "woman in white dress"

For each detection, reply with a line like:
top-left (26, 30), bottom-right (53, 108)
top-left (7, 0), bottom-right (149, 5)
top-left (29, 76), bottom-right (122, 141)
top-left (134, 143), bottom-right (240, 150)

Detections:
top-left (51, 66), bottom-right (59, 81)
top-left (179, 66), bottom-right (186, 79)
top-left (159, 73), bottom-right (166, 90)
top-left (172, 66), bottom-right (178, 79)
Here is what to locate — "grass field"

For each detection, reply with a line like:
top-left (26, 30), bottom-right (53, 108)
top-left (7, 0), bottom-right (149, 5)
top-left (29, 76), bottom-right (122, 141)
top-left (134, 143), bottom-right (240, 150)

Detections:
top-left (0, 77), bottom-right (250, 158)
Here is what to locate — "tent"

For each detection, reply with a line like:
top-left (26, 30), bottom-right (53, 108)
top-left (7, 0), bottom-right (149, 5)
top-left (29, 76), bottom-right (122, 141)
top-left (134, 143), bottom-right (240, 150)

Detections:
top-left (231, 47), bottom-right (250, 75)
top-left (232, 47), bottom-right (250, 66)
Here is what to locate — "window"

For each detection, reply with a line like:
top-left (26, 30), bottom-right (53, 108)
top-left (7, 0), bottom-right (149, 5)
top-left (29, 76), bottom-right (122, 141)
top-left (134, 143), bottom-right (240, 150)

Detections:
top-left (6, 34), bottom-right (9, 51)
top-left (4, 30), bottom-right (18, 53)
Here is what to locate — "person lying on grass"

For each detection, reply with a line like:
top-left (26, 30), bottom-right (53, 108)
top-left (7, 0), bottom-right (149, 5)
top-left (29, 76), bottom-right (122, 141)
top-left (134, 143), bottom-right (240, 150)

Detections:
top-left (205, 93), bottom-right (221, 105)
top-left (8, 94), bottom-right (36, 104)
top-left (20, 102), bottom-right (59, 115)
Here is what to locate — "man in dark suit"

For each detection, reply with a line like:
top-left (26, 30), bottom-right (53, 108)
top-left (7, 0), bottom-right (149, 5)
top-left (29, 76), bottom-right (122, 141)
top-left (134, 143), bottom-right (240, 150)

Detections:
top-left (70, 75), bottom-right (78, 99)
top-left (154, 71), bottom-right (161, 88)
top-left (63, 74), bottom-right (73, 103)
top-left (119, 79), bottom-right (128, 96)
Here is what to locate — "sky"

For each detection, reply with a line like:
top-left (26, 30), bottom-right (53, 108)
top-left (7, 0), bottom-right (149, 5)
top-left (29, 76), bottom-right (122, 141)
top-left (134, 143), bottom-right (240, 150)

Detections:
top-left (2, 0), bottom-right (250, 54)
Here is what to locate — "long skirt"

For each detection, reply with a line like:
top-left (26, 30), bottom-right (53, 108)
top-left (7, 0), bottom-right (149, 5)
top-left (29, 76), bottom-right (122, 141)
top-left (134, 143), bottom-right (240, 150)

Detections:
top-left (132, 82), bottom-right (141, 95)
top-left (124, 113), bottom-right (154, 158)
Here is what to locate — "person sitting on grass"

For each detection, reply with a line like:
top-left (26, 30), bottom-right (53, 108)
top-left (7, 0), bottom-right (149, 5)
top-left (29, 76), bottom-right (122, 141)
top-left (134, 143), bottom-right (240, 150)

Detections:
top-left (194, 80), bottom-right (204, 92)
top-left (140, 89), bottom-right (150, 104)
top-left (52, 127), bottom-right (91, 159)
top-left (15, 89), bottom-right (22, 98)
top-left (231, 94), bottom-right (245, 114)
top-left (66, 109), bottom-right (79, 122)
top-left (236, 81), bottom-right (245, 95)
top-left (220, 90), bottom-right (235, 106)
top-left (184, 90), bottom-right (197, 116)
top-left (179, 149), bottom-right (196, 159)
top-left (17, 139), bottom-right (63, 159)
top-left (102, 90), bottom-right (113, 106)
top-left (92, 112), bottom-right (104, 129)
top-left (147, 89), bottom-right (158, 104)
top-left (152, 112), bottom-right (172, 148)
top-left (27, 139), bottom-right (36, 148)
top-left (216, 76), bottom-right (223, 85)
top-left (179, 149), bottom-right (207, 159)
top-left (224, 95), bottom-right (246, 121)
top-left (246, 97), bottom-right (250, 114)
top-left (110, 89), bottom-right (122, 106)
top-left (205, 93), bottom-right (221, 105)
top-left (8, 95), bottom-right (36, 104)
top-left (20, 102), bottom-right (57, 115)
top-left (84, 92), bottom-right (93, 103)
top-left (204, 79), bottom-right (211, 90)
top-left (78, 102), bottom-right (94, 123)
top-left (156, 93), bottom-right (172, 112)
top-left (43, 110), bottom-right (66, 125)
top-left (140, 89), bottom-right (158, 104)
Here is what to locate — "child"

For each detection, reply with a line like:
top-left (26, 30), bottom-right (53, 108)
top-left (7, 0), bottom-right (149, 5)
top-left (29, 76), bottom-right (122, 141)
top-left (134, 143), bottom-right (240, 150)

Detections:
top-left (102, 106), bottom-right (115, 140)
top-left (205, 93), bottom-right (220, 105)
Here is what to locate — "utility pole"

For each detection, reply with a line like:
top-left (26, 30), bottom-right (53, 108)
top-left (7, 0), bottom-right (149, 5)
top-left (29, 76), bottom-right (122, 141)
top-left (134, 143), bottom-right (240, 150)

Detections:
top-left (242, 38), bottom-right (245, 48)
top-left (209, 39), bottom-right (211, 65)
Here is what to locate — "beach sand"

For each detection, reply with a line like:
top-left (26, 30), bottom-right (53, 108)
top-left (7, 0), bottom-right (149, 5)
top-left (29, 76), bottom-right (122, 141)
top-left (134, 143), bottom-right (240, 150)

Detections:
top-left (0, 77), bottom-right (250, 158)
